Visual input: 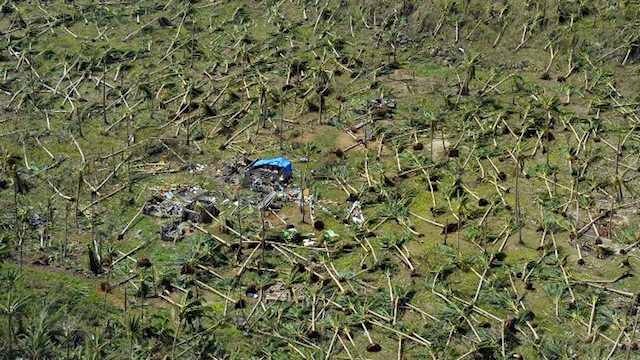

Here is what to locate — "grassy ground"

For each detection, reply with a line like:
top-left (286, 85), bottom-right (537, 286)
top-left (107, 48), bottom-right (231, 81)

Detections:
top-left (1, 0), bottom-right (640, 358)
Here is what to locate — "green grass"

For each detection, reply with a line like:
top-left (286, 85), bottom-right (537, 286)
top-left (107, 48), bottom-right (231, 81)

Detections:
top-left (2, 0), bottom-right (640, 358)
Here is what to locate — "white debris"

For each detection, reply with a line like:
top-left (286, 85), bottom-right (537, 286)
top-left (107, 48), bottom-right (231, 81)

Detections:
top-left (348, 201), bottom-right (365, 225)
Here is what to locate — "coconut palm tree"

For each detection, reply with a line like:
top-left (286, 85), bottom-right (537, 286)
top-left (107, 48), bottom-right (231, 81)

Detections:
top-left (122, 314), bottom-right (142, 356)
top-left (420, 110), bottom-right (444, 159)
top-left (378, 189), bottom-right (417, 235)
top-left (171, 291), bottom-right (205, 357)
top-left (0, 292), bottom-right (30, 356)
top-left (534, 93), bottom-right (561, 167)
top-left (60, 315), bottom-right (80, 360)
top-left (22, 301), bottom-right (62, 360)
top-left (4, 152), bottom-right (29, 267)
top-left (313, 66), bottom-right (331, 124)
top-left (459, 53), bottom-right (480, 96)
top-left (83, 327), bottom-right (107, 360)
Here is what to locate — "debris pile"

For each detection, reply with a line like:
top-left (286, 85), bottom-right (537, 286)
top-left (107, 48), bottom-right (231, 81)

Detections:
top-left (144, 186), bottom-right (219, 223)
top-left (347, 201), bottom-right (365, 225)
top-left (243, 167), bottom-right (288, 195)
top-left (355, 96), bottom-right (396, 119)
top-left (161, 221), bottom-right (192, 242)
top-left (263, 282), bottom-right (305, 302)
top-left (187, 163), bottom-right (207, 174)
top-left (217, 156), bottom-right (303, 211)
top-left (144, 186), bottom-right (219, 242)
top-left (218, 157), bottom-right (253, 186)
top-left (28, 213), bottom-right (48, 229)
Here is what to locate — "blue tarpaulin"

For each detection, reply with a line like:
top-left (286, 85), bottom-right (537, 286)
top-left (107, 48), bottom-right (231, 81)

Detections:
top-left (248, 157), bottom-right (293, 178)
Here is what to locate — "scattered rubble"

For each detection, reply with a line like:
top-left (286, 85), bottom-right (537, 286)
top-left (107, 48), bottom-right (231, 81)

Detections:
top-left (355, 96), bottom-right (396, 119)
top-left (243, 167), bottom-right (288, 195)
top-left (145, 186), bottom-right (219, 242)
top-left (27, 213), bottom-right (48, 229)
top-left (144, 186), bottom-right (219, 222)
top-left (263, 282), bottom-right (305, 302)
top-left (187, 163), bottom-right (207, 174)
top-left (160, 221), bottom-right (191, 242)
top-left (217, 156), bottom-right (307, 211)
top-left (218, 157), bottom-right (253, 186)
top-left (347, 201), bottom-right (365, 225)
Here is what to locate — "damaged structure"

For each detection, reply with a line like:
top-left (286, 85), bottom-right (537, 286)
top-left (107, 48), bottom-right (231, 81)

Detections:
top-left (143, 186), bottom-right (220, 241)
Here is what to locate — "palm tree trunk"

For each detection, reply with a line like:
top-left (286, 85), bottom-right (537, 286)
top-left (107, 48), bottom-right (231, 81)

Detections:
top-left (75, 171), bottom-right (82, 228)
top-left (430, 123), bottom-right (435, 158)
top-left (7, 314), bottom-right (13, 355)
top-left (13, 174), bottom-right (20, 270)
top-left (300, 174), bottom-right (306, 223)
top-left (516, 158), bottom-right (522, 244)
top-left (456, 215), bottom-right (461, 252)
top-left (102, 60), bottom-right (107, 125)
top-left (319, 94), bottom-right (324, 124)
top-left (171, 318), bottom-right (183, 358)
top-left (63, 202), bottom-right (69, 259)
